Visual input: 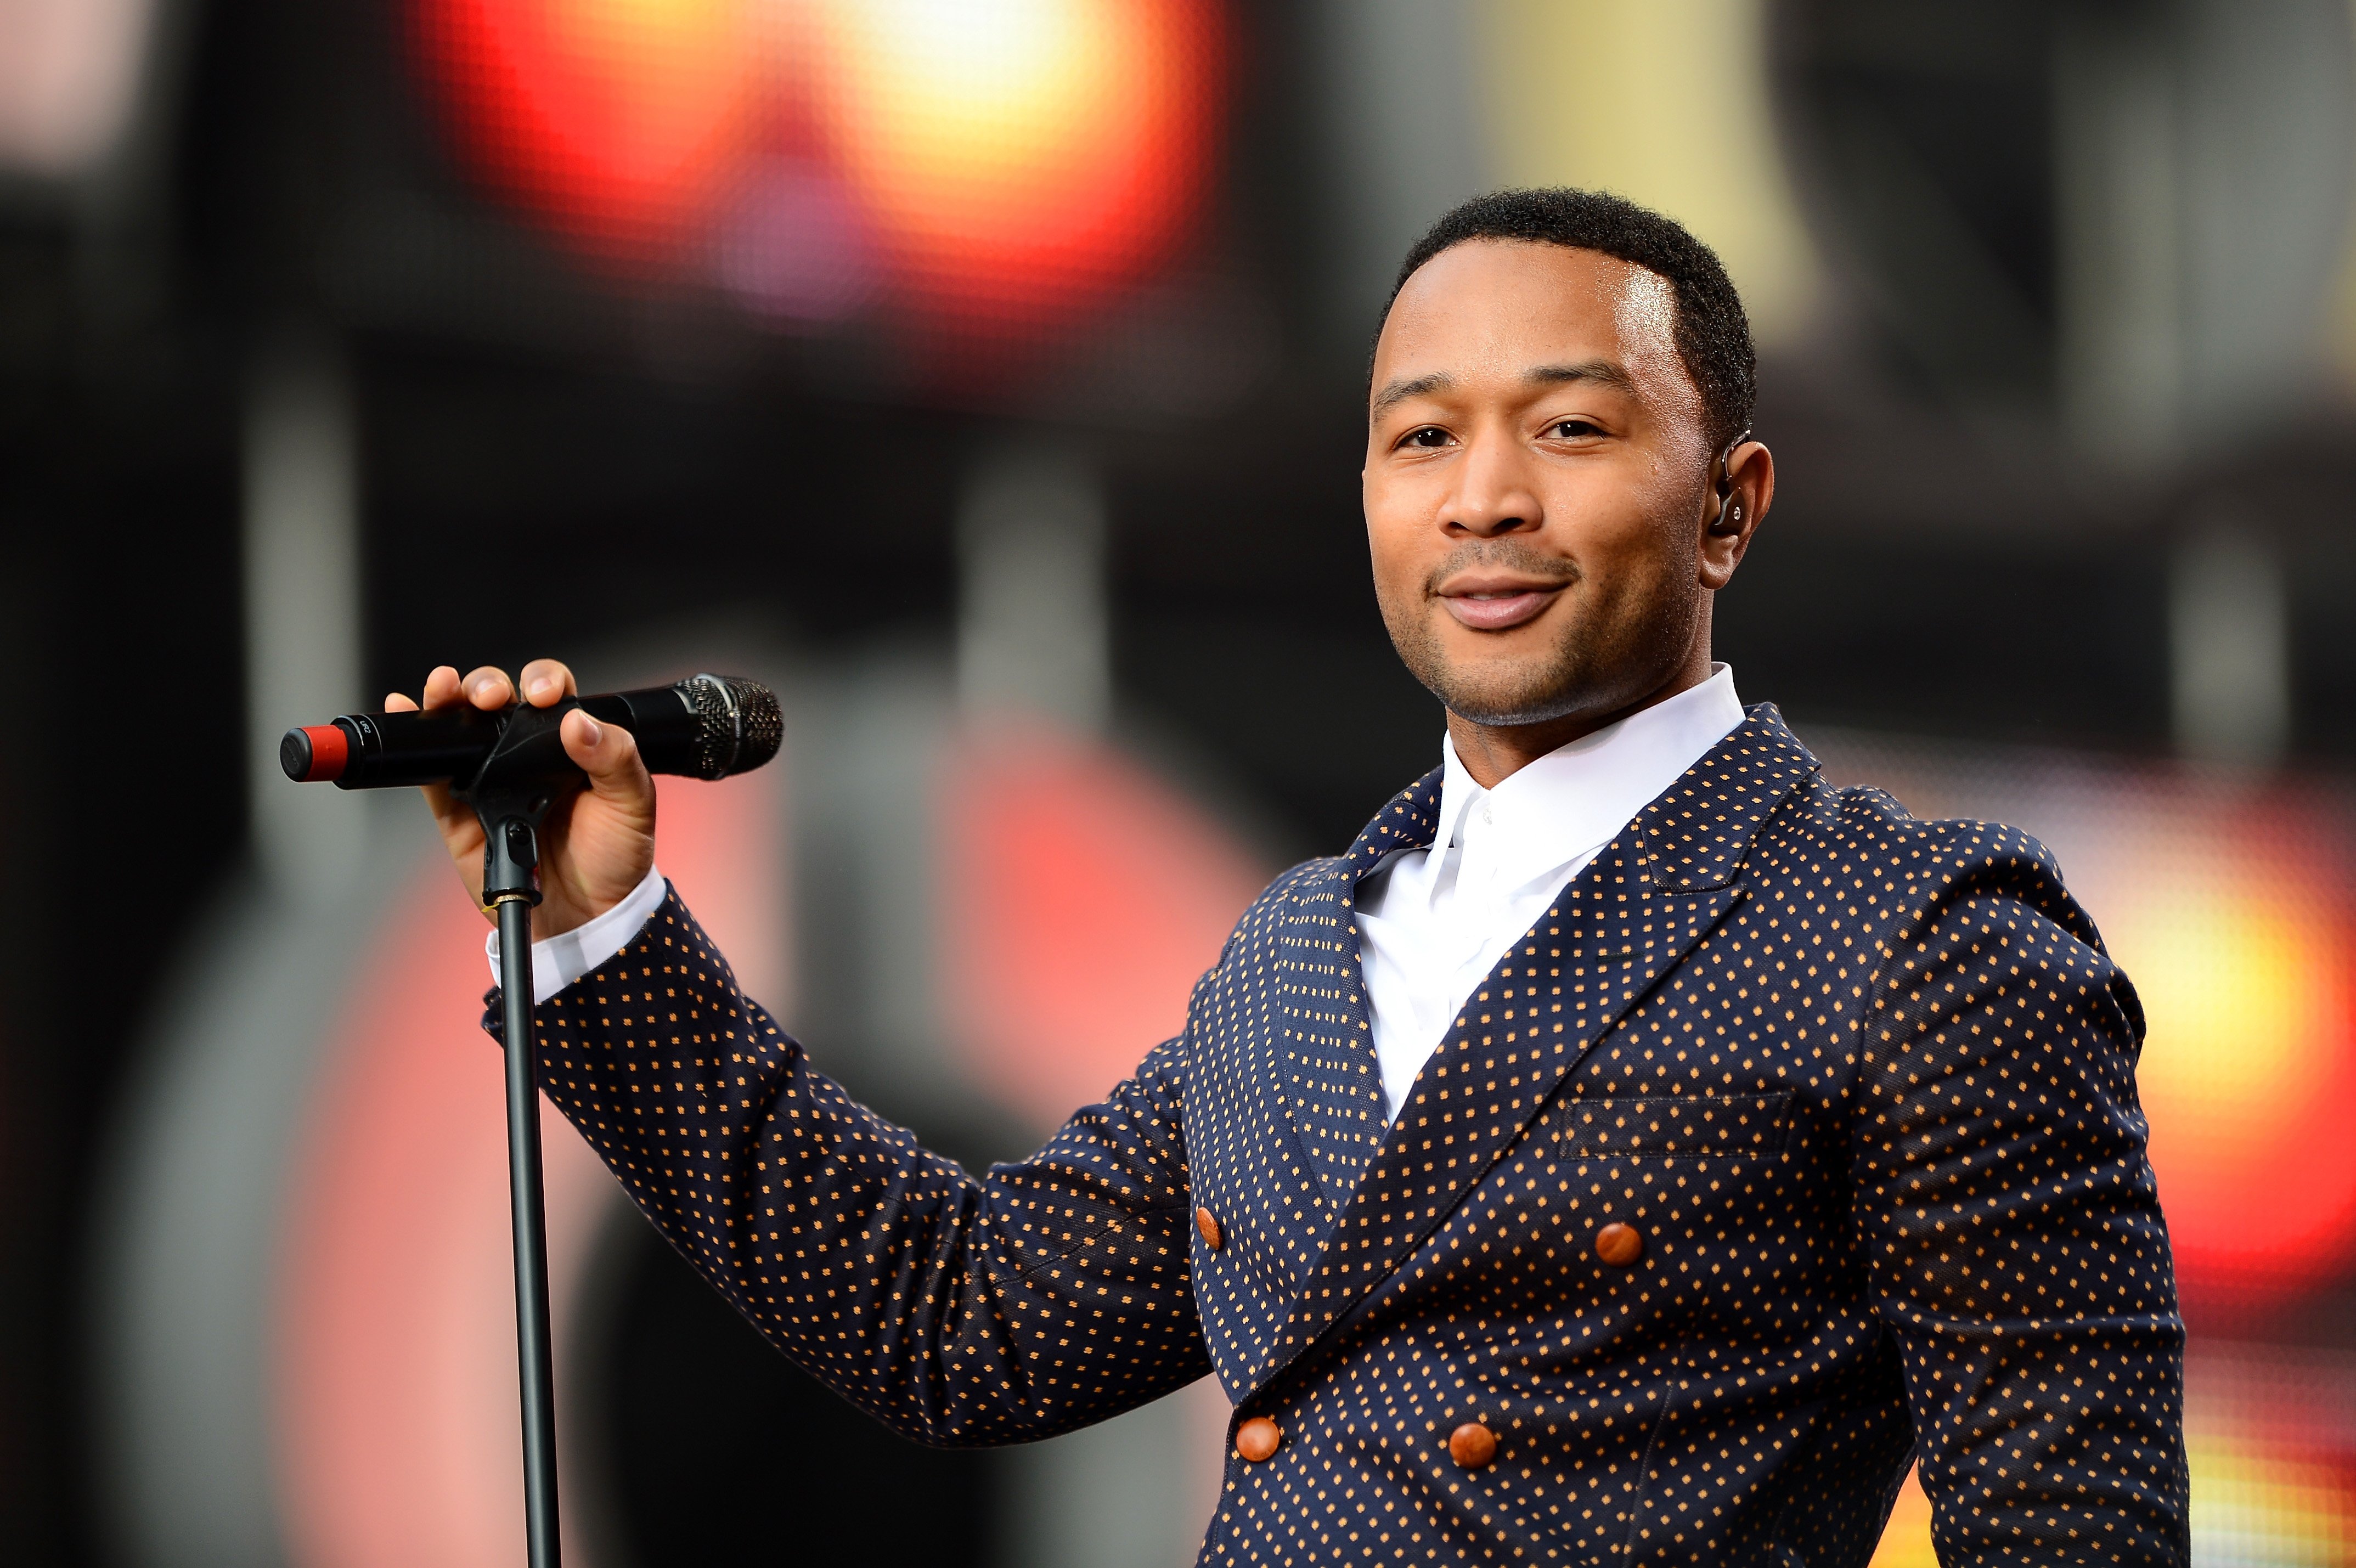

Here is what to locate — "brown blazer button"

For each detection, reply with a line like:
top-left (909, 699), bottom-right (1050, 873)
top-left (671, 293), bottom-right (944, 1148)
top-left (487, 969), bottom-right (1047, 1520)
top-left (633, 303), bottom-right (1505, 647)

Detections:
top-left (1196, 1206), bottom-right (1224, 1251)
top-left (1448, 1422), bottom-right (1497, 1469)
top-left (1236, 1416), bottom-right (1280, 1462)
top-left (1595, 1221), bottom-right (1644, 1266)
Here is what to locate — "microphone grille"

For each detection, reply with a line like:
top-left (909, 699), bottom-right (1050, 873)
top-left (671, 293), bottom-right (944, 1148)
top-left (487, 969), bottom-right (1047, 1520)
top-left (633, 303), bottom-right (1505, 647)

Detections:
top-left (677, 674), bottom-right (783, 780)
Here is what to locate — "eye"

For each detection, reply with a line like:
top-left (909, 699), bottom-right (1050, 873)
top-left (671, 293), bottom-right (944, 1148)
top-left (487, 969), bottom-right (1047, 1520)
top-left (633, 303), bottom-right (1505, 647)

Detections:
top-left (1547, 417), bottom-right (1603, 441)
top-left (1400, 425), bottom-right (1453, 449)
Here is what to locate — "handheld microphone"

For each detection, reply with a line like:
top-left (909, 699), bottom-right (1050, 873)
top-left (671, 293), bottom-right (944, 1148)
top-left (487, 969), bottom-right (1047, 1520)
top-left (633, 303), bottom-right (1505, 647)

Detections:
top-left (281, 673), bottom-right (782, 789)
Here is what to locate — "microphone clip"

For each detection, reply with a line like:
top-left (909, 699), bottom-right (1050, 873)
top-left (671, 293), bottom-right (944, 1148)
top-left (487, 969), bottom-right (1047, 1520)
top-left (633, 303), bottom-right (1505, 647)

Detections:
top-left (454, 700), bottom-right (580, 909)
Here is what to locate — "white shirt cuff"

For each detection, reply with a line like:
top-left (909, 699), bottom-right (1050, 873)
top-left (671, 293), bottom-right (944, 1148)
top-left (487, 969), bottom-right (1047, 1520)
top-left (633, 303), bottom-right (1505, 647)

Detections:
top-left (484, 864), bottom-right (668, 1006)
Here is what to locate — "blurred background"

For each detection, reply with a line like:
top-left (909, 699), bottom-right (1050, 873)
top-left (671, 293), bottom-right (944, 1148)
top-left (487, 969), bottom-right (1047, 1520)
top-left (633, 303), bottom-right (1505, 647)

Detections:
top-left (2, 0), bottom-right (2354, 1563)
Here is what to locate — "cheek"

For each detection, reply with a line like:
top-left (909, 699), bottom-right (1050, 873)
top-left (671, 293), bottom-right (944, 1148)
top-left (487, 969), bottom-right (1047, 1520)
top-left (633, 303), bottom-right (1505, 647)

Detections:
top-left (1362, 476), bottom-right (1425, 584)
top-left (1545, 468), bottom-right (1673, 562)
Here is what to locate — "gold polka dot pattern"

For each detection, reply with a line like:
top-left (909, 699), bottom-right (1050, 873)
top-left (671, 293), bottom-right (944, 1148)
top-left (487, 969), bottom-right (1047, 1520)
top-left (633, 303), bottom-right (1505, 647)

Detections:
top-left (492, 704), bottom-right (2188, 1565)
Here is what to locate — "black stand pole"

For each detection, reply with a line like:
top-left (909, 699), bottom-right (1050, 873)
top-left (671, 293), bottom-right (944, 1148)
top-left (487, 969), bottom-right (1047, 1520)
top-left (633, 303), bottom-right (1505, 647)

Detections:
top-left (494, 887), bottom-right (561, 1568)
top-left (458, 729), bottom-right (566, 1568)
top-left (453, 700), bottom-right (585, 1568)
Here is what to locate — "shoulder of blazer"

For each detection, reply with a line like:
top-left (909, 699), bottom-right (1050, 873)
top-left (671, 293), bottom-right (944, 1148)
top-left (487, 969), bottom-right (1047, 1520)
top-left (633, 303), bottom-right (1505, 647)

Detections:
top-left (1748, 772), bottom-right (2118, 1000)
top-left (1767, 776), bottom-right (2077, 921)
top-left (1209, 854), bottom-right (1348, 973)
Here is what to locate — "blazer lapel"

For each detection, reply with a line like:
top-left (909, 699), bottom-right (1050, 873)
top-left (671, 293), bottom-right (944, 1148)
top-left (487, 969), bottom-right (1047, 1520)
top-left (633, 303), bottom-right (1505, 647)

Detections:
top-left (1273, 769), bottom-right (1444, 1208)
top-left (1255, 706), bottom-right (1820, 1387)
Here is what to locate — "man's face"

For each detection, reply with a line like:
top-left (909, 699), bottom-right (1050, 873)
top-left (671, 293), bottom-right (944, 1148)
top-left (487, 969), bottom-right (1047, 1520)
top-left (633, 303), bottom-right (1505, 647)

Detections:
top-left (1365, 240), bottom-right (1718, 730)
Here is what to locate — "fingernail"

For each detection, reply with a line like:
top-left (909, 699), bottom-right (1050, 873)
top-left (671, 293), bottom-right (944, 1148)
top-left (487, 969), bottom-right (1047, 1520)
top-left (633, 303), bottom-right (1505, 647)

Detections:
top-left (471, 678), bottom-right (496, 698)
top-left (527, 676), bottom-right (554, 700)
top-left (579, 717), bottom-right (604, 745)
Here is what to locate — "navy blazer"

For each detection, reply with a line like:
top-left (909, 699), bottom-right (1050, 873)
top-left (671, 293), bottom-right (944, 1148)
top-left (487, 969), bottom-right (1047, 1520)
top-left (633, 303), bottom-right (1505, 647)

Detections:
top-left (505, 705), bottom-right (2188, 1565)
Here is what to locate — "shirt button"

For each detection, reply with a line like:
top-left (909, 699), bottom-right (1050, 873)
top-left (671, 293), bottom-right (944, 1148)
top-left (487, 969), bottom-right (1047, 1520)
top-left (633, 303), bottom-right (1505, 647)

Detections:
top-left (1236, 1416), bottom-right (1281, 1462)
top-left (1196, 1206), bottom-right (1224, 1250)
top-left (1595, 1222), bottom-right (1644, 1266)
top-left (1448, 1422), bottom-right (1498, 1468)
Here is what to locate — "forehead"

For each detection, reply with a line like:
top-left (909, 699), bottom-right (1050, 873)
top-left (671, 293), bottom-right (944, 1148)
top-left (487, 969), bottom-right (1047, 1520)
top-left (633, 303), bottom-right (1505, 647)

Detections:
top-left (1372, 239), bottom-right (1687, 405)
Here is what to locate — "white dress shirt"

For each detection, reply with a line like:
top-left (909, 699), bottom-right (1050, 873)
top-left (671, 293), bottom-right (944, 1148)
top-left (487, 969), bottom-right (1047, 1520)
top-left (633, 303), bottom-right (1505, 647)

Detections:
top-left (491, 667), bottom-right (1748, 1118)
top-left (1352, 665), bottom-right (1745, 1123)
top-left (485, 858), bottom-right (671, 1005)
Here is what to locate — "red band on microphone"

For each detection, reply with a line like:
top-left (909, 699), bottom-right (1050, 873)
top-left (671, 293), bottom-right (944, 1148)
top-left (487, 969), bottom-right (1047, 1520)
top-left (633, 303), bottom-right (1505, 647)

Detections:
top-left (302, 724), bottom-right (350, 782)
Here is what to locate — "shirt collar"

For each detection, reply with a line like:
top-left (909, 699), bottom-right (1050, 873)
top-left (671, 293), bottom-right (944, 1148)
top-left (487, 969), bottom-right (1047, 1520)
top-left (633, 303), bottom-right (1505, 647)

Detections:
top-left (1433, 663), bottom-right (1747, 879)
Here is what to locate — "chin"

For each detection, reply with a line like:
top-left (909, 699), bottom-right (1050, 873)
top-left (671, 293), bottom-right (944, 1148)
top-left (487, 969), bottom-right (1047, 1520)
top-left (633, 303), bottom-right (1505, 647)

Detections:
top-left (1444, 691), bottom-right (1588, 728)
top-left (1427, 660), bottom-right (1590, 728)
top-left (1388, 603), bottom-right (1616, 727)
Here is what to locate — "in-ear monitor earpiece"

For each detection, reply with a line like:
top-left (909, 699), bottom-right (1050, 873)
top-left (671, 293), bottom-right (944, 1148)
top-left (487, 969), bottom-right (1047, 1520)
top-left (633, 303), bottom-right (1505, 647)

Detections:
top-left (1707, 427), bottom-right (1754, 537)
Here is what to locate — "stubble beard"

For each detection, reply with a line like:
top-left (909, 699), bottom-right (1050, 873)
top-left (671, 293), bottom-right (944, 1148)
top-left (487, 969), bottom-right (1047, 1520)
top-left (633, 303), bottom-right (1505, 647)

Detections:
top-left (1381, 542), bottom-right (1697, 730)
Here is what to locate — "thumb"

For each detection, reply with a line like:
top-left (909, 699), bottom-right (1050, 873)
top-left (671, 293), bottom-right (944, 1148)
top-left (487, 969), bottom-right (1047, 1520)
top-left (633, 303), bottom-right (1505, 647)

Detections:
top-left (562, 709), bottom-right (655, 817)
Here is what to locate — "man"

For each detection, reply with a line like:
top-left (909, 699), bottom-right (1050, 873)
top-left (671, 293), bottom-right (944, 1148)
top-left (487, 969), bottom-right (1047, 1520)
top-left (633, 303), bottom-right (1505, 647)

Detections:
top-left (394, 190), bottom-right (2188, 1564)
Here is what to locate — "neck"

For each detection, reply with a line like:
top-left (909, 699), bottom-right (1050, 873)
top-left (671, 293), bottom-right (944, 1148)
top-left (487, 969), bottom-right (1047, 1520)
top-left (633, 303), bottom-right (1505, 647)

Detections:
top-left (1446, 646), bottom-right (1715, 791)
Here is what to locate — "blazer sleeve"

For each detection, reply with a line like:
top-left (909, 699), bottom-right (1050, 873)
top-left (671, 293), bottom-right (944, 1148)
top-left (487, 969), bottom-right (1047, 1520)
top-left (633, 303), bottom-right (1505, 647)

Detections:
top-left (1851, 831), bottom-right (2190, 1566)
top-left (491, 883), bottom-right (1214, 1446)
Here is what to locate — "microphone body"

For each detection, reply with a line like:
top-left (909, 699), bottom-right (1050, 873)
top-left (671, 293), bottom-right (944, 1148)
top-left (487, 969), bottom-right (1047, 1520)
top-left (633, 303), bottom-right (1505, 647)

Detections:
top-left (281, 674), bottom-right (782, 788)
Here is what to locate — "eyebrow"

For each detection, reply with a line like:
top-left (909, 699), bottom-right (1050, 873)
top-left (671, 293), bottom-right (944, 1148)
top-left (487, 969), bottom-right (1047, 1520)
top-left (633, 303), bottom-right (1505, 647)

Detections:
top-left (1527, 359), bottom-right (1638, 396)
top-left (1368, 359), bottom-right (1640, 422)
top-left (1369, 372), bottom-right (1450, 421)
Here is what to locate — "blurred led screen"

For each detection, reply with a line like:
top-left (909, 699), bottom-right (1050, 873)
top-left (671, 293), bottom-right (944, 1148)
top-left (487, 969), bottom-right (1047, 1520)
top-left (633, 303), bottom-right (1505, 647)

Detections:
top-left (1832, 735), bottom-right (2356, 1566)
top-left (407, 0), bottom-right (1230, 344)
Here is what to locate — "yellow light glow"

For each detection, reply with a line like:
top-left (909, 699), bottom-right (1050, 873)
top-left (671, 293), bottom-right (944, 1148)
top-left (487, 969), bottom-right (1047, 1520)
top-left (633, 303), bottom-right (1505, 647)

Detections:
top-left (1471, 0), bottom-right (1823, 346)
top-left (818, 0), bottom-right (1175, 241)
top-left (2087, 845), bottom-right (2356, 1286)
top-left (2120, 883), bottom-right (2334, 1133)
top-left (1871, 1441), bottom-right (2356, 1565)
top-left (2186, 1439), bottom-right (2356, 1564)
top-left (799, 0), bottom-right (1220, 317)
top-left (1868, 1467), bottom-right (1935, 1568)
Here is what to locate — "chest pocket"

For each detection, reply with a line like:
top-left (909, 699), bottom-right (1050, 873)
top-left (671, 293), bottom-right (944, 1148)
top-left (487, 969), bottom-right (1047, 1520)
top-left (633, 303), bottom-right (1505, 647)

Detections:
top-left (1555, 1092), bottom-right (1797, 1158)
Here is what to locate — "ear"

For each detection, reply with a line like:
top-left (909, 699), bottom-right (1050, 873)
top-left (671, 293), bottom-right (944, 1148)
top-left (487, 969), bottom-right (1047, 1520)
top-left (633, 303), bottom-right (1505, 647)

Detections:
top-left (1698, 439), bottom-right (1772, 590)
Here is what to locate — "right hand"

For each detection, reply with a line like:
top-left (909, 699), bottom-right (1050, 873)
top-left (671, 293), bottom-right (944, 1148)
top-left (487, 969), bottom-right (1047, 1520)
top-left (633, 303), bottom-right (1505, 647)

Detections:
top-left (387, 658), bottom-right (657, 940)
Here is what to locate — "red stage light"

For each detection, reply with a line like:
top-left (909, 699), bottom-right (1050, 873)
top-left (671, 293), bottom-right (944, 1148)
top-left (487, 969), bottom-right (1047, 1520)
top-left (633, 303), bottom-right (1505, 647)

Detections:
top-left (407, 0), bottom-right (1230, 335)
top-left (937, 722), bottom-right (1269, 1128)
top-left (412, 0), bottom-right (762, 266)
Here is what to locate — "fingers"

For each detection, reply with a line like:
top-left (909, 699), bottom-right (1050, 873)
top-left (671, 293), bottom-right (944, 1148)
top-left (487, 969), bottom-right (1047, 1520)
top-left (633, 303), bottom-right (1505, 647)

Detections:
top-left (421, 665), bottom-right (467, 710)
top-left (461, 665), bottom-right (514, 710)
top-left (401, 673), bottom-right (484, 854)
top-left (518, 659), bottom-right (578, 708)
top-left (561, 707), bottom-right (653, 804)
top-left (418, 662), bottom-right (575, 712)
top-left (401, 661), bottom-right (593, 923)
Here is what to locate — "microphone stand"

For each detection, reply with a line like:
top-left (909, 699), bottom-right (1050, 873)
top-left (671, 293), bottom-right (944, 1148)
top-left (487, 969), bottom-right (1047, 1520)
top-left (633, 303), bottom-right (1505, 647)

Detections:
top-left (456, 703), bottom-right (575, 1568)
top-left (284, 675), bottom-right (776, 1568)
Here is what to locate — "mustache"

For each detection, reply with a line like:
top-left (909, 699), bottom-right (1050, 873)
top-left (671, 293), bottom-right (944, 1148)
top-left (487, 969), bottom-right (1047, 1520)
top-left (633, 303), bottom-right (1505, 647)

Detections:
top-left (1424, 539), bottom-right (1581, 595)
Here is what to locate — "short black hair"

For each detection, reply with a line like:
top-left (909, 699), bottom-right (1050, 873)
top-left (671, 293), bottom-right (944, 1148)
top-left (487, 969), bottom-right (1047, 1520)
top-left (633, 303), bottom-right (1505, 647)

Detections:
top-left (1380, 188), bottom-right (1756, 452)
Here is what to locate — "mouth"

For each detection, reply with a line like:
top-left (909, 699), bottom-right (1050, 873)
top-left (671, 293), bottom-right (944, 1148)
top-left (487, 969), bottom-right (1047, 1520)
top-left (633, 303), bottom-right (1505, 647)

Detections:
top-left (1436, 575), bottom-right (1569, 632)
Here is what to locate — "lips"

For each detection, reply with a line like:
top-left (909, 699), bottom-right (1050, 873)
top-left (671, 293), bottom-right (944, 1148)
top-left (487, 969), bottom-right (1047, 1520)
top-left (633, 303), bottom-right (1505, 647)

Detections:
top-left (1439, 580), bottom-right (1565, 631)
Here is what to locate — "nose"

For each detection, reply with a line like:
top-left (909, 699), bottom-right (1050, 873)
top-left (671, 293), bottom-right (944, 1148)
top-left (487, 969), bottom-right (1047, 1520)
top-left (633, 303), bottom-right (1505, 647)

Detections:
top-left (1444, 426), bottom-right (1542, 538)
